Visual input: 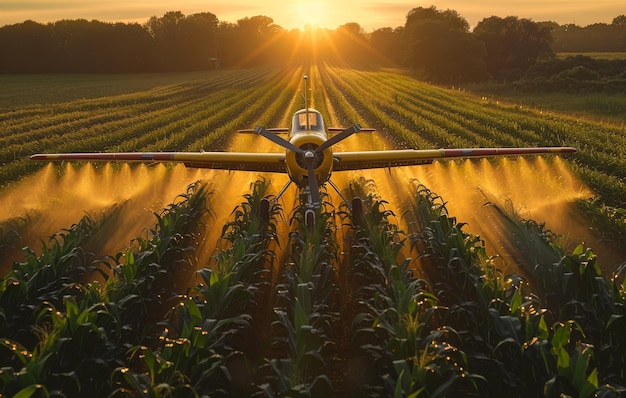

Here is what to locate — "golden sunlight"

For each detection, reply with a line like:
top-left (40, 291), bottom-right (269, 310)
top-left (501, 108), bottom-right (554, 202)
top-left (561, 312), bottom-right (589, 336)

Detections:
top-left (291, 0), bottom-right (330, 28)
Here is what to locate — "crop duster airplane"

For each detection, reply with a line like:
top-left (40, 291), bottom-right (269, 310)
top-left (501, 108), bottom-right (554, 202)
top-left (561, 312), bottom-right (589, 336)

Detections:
top-left (31, 76), bottom-right (576, 227)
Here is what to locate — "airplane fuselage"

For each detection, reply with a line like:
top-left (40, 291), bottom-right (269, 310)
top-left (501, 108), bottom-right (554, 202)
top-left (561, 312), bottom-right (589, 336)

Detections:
top-left (285, 108), bottom-right (333, 188)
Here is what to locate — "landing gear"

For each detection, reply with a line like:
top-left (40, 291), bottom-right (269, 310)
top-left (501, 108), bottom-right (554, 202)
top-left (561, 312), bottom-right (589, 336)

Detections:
top-left (305, 208), bottom-right (316, 230)
top-left (259, 197), bottom-right (270, 223)
top-left (302, 185), bottom-right (317, 230)
top-left (271, 177), bottom-right (363, 231)
top-left (327, 179), bottom-right (363, 227)
top-left (351, 197), bottom-right (363, 227)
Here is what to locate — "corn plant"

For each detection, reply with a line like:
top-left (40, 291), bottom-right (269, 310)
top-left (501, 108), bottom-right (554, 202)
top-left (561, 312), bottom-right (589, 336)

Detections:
top-left (543, 321), bottom-right (599, 398)
top-left (116, 180), bottom-right (281, 397)
top-left (577, 197), bottom-right (626, 248)
top-left (534, 245), bottom-right (626, 394)
top-left (0, 213), bottom-right (102, 350)
top-left (0, 212), bottom-right (116, 397)
top-left (345, 178), bottom-right (486, 397)
top-left (0, 212), bottom-right (34, 268)
top-left (258, 193), bottom-right (338, 396)
top-left (0, 291), bottom-right (127, 397)
top-left (407, 180), bottom-right (626, 396)
top-left (404, 181), bottom-right (537, 395)
top-left (1, 182), bottom-right (210, 397)
top-left (101, 182), bottom-right (209, 341)
top-left (408, 181), bottom-right (486, 306)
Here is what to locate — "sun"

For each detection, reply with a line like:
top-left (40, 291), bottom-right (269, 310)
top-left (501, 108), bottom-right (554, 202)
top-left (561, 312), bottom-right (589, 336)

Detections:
top-left (292, 0), bottom-right (330, 28)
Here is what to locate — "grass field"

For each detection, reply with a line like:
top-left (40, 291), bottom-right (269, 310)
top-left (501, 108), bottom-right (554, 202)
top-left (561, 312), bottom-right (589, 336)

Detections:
top-left (463, 82), bottom-right (626, 125)
top-left (1, 63), bottom-right (626, 397)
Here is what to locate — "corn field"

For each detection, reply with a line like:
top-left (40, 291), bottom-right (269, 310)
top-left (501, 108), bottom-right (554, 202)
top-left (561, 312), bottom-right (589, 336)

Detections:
top-left (1, 62), bottom-right (626, 397)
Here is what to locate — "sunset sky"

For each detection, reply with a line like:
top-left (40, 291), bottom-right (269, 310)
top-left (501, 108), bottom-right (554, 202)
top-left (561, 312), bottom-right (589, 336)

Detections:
top-left (1, 0), bottom-right (623, 31)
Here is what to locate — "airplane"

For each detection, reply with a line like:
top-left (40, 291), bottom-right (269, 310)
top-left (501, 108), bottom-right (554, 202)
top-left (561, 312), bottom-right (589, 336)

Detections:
top-left (31, 76), bottom-right (576, 228)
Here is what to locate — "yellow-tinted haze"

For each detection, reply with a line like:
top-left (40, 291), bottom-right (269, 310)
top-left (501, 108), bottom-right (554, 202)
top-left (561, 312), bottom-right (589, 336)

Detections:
top-left (1, 0), bottom-right (623, 30)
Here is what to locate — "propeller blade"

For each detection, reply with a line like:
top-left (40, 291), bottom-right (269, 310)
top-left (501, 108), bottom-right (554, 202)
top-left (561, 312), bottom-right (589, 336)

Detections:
top-left (316, 124), bottom-right (361, 153)
top-left (306, 158), bottom-right (321, 206)
top-left (255, 126), bottom-right (304, 154)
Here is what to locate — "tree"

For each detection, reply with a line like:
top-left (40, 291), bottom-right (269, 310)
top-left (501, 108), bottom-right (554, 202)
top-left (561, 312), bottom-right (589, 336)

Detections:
top-left (107, 22), bottom-right (154, 72)
top-left (337, 22), bottom-right (364, 37)
top-left (551, 18), bottom-right (626, 53)
top-left (613, 15), bottom-right (626, 27)
top-left (50, 19), bottom-right (153, 73)
top-left (331, 22), bottom-right (374, 63)
top-left (0, 19), bottom-right (153, 73)
top-left (224, 15), bottom-right (284, 65)
top-left (474, 16), bottom-right (553, 79)
top-left (370, 26), bottom-right (404, 63)
top-left (0, 21), bottom-right (54, 72)
top-left (145, 11), bottom-right (186, 71)
top-left (403, 6), bottom-right (488, 83)
top-left (145, 11), bottom-right (219, 71)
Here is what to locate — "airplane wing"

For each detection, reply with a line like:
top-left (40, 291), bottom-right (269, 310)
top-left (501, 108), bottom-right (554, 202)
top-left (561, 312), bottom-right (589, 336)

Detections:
top-left (30, 151), bottom-right (287, 173)
top-left (30, 147), bottom-right (576, 173)
top-left (328, 127), bottom-right (375, 133)
top-left (332, 147), bottom-right (576, 171)
top-left (238, 128), bottom-right (289, 134)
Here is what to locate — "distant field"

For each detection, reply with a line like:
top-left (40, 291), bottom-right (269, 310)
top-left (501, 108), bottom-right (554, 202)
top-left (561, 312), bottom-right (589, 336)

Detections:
top-left (0, 70), bottom-right (252, 109)
top-left (556, 52), bottom-right (626, 60)
top-left (464, 80), bottom-right (626, 125)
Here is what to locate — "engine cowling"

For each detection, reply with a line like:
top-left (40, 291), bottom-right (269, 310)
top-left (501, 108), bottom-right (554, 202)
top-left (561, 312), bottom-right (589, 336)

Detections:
top-left (285, 132), bottom-right (333, 188)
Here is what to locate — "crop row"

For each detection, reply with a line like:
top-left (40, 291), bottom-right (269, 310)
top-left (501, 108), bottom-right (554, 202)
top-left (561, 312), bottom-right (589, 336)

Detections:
top-left (2, 63), bottom-right (625, 208)
top-left (0, 66), bottom-right (275, 139)
top-left (0, 65), bottom-right (287, 185)
top-left (316, 64), bottom-right (626, 206)
top-left (0, 182), bottom-right (209, 396)
top-left (3, 173), bottom-right (626, 396)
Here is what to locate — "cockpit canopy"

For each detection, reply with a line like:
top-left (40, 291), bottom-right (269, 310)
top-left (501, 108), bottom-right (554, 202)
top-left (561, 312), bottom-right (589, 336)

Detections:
top-left (291, 109), bottom-right (325, 134)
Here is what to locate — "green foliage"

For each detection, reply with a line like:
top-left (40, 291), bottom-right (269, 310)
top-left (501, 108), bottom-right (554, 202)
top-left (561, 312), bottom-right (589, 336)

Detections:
top-left (0, 214), bottom-right (103, 348)
top-left (515, 55), bottom-right (626, 93)
top-left (1, 182), bottom-right (210, 397)
top-left (577, 198), bottom-right (626, 245)
top-left (114, 179), bottom-right (281, 396)
top-left (403, 6), bottom-right (488, 83)
top-left (2, 172), bottom-right (626, 397)
top-left (258, 193), bottom-right (338, 396)
top-left (474, 16), bottom-right (553, 79)
top-left (404, 181), bottom-right (626, 396)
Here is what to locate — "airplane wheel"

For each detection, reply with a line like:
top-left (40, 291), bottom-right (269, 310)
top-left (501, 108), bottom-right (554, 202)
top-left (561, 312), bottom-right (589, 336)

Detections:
top-left (259, 198), bottom-right (270, 223)
top-left (352, 197), bottom-right (363, 227)
top-left (305, 209), bottom-right (315, 230)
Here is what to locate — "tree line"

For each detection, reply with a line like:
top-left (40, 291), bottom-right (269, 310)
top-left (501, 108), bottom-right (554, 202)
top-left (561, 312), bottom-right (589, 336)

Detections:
top-left (0, 12), bottom-right (293, 73)
top-left (367, 8), bottom-right (626, 84)
top-left (1, 7), bottom-right (625, 84)
top-left (550, 15), bottom-right (626, 53)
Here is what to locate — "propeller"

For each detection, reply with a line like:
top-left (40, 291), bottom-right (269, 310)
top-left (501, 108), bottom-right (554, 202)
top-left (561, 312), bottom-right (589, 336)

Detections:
top-left (255, 124), bottom-right (361, 156)
top-left (316, 124), bottom-right (361, 153)
top-left (255, 123), bottom-right (362, 211)
top-left (255, 126), bottom-right (304, 154)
